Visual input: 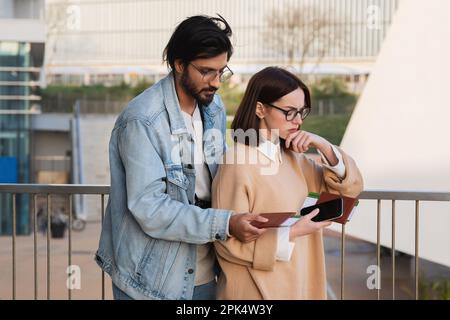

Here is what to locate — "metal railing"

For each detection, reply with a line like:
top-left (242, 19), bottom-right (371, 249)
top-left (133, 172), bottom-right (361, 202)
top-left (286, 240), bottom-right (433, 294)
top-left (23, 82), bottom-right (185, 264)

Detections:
top-left (0, 184), bottom-right (108, 300)
top-left (350, 190), bottom-right (450, 300)
top-left (0, 184), bottom-right (449, 300)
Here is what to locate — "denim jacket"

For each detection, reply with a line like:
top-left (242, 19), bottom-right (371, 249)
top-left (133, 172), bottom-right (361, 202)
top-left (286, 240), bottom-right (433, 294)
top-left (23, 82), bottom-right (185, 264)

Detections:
top-left (95, 72), bottom-right (232, 300)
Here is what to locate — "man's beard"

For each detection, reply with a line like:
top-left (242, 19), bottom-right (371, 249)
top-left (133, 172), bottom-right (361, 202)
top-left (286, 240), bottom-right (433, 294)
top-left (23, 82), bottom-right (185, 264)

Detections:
top-left (180, 70), bottom-right (217, 106)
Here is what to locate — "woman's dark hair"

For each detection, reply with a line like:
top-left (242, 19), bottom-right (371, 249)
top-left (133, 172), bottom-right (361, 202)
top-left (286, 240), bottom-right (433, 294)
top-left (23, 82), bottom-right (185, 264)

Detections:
top-left (163, 14), bottom-right (233, 70)
top-left (231, 67), bottom-right (311, 147)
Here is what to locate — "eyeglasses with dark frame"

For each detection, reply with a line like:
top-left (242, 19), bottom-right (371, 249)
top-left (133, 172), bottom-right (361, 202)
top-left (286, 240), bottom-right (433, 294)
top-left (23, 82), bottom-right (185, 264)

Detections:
top-left (264, 102), bottom-right (311, 121)
top-left (189, 63), bottom-right (234, 83)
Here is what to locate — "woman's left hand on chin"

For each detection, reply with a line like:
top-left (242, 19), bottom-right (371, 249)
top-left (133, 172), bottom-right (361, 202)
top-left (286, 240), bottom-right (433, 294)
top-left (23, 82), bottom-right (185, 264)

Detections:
top-left (285, 130), bottom-right (329, 154)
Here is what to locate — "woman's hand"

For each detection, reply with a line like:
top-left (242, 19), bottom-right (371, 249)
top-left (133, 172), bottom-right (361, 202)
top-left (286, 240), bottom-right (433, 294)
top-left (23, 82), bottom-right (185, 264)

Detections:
top-left (289, 209), bottom-right (332, 241)
top-left (285, 130), bottom-right (338, 166)
top-left (285, 130), bottom-right (328, 153)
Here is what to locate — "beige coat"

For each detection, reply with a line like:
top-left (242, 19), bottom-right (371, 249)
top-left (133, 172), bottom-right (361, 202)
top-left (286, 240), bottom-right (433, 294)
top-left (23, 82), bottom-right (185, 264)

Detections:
top-left (211, 142), bottom-right (364, 299)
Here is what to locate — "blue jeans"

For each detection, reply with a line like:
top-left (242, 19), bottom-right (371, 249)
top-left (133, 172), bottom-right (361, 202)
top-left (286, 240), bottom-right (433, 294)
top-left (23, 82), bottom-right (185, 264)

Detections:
top-left (192, 280), bottom-right (216, 300)
top-left (112, 280), bottom-right (216, 300)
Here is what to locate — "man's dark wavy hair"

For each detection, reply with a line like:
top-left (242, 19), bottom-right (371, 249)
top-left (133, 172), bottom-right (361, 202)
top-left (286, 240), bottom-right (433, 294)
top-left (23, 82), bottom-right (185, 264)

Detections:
top-left (163, 14), bottom-right (233, 70)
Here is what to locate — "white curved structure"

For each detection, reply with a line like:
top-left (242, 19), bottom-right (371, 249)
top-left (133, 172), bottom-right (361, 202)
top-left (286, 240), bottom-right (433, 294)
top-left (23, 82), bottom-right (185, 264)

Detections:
top-left (337, 0), bottom-right (450, 267)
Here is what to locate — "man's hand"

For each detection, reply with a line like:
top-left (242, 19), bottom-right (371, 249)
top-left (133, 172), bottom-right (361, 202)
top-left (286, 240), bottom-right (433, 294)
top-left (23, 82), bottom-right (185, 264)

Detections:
top-left (228, 213), bottom-right (268, 243)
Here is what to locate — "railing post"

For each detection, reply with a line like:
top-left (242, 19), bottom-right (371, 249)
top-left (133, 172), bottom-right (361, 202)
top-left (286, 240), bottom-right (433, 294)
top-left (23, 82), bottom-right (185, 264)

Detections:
top-left (46, 194), bottom-right (51, 300)
top-left (340, 223), bottom-right (346, 300)
top-left (415, 200), bottom-right (420, 300)
top-left (68, 194), bottom-right (72, 300)
top-left (33, 194), bottom-right (38, 300)
top-left (12, 193), bottom-right (16, 300)
top-left (0, 185), bottom-right (446, 301)
top-left (392, 200), bottom-right (396, 300)
top-left (376, 199), bottom-right (381, 300)
top-left (101, 194), bottom-right (105, 300)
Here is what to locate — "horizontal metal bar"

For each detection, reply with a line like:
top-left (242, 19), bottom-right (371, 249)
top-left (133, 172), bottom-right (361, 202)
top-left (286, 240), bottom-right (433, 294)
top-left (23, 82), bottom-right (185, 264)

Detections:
top-left (1, 185), bottom-right (450, 201)
top-left (0, 81), bottom-right (41, 86)
top-left (0, 184), bottom-right (110, 195)
top-left (0, 109), bottom-right (42, 115)
top-left (359, 190), bottom-right (450, 201)
top-left (35, 156), bottom-right (71, 161)
top-left (0, 66), bottom-right (41, 72)
top-left (0, 95), bottom-right (41, 101)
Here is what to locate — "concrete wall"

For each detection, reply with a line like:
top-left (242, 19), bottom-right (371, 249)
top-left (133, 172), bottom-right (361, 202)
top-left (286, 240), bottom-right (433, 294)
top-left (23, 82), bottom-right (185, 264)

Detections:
top-left (78, 114), bottom-right (117, 221)
top-left (33, 131), bottom-right (71, 158)
top-left (337, 0), bottom-right (450, 267)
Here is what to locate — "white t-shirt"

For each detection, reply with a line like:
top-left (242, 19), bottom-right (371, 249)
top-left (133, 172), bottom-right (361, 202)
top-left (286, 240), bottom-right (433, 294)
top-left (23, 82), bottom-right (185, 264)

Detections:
top-left (181, 104), bottom-right (215, 286)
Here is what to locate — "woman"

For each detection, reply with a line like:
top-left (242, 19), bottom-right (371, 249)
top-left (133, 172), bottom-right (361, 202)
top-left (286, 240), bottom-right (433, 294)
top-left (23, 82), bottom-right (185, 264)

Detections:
top-left (211, 67), bottom-right (364, 299)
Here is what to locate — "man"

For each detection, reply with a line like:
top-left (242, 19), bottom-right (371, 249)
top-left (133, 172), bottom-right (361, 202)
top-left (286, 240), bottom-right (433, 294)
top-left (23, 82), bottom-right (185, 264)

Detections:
top-left (95, 15), bottom-right (267, 300)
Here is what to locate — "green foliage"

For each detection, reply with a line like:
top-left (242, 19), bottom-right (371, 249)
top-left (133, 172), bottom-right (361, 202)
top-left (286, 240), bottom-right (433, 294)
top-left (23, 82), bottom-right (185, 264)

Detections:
top-left (419, 277), bottom-right (450, 300)
top-left (309, 77), bottom-right (358, 114)
top-left (41, 80), bottom-right (154, 112)
top-left (301, 114), bottom-right (353, 146)
top-left (42, 81), bottom-right (131, 100)
top-left (226, 114), bottom-right (352, 148)
top-left (310, 77), bottom-right (352, 98)
top-left (221, 77), bottom-right (357, 146)
top-left (41, 77), bottom-right (356, 151)
top-left (218, 82), bottom-right (245, 116)
top-left (130, 80), bottom-right (154, 97)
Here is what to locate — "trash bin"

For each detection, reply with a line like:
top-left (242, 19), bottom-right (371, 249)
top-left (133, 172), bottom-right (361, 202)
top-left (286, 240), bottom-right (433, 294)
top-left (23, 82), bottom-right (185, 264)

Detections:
top-left (50, 209), bottom-right (68, 239)
top-left (50, 220), bottom-right (67, 238)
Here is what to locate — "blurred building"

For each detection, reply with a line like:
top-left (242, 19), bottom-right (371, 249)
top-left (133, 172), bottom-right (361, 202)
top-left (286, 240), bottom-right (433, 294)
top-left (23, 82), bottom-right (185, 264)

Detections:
top-left (45, 0), bottom-right (399, 86)
top-left (0, 0), bottom-right (45, 234)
